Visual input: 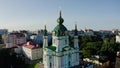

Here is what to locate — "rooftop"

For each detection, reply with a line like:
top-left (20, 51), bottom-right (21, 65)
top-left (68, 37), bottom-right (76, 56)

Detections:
top-left (10, 32), bottom-right (25, 37)
top-left (62, 46), bottom-right (73, 51)
top-left (23, 41), bottom-right (41, 49)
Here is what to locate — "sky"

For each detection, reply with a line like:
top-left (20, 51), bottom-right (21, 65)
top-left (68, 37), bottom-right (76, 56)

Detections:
top-left (0, 0), bottom-right (120, 32)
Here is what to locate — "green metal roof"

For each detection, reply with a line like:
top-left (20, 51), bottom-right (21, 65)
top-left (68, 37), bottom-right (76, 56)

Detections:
top-left (53, 11), bottom-right (68, 36)
top-left (62, 46), bottom-right (73, 51)
top-left (46, 46), bottom-right (56, 51)
top-left (53, 24), bottom-right (67, 32)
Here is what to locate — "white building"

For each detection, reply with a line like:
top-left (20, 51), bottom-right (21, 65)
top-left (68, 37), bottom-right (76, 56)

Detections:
top-left (116, 33), bottom-right (120, 43)
top-left (22, 41), bottom-right (43, 60)
top-left (43, 11), bottom-right (80, 68)
top-left (112, 29), bottom-right (119, 35)
top-left (84, 28), bottom-right (94, 36)
top-left (32, 32), bottom-right (52, 45)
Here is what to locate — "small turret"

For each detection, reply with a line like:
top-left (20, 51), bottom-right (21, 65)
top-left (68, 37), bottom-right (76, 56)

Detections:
top-left (73, 24), bottom-right (80, 65)
top-left (74, 24), bottom-right (79, 48)
top-left (57, 10), bottom-right (64, 25)
top-left (74, 24), bottom-right (78, 36)
top-left (44, 25), bottom-right (47, 36)
top-left (43, 25), bottom-right (48, 48)
top-left (53, 10), bottom-right (67, 36)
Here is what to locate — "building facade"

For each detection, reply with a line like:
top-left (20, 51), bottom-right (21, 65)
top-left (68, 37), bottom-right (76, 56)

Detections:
top-left (116, 33), bottom-right (120, 43)
top-left (43, 11), bottom-right (80, 68)
top-left (6, 32), bottom-right (26, 48)
top-left (22, 41), bottom-right (43, 60)
top-left (0, 29), bottom-right (8, 44)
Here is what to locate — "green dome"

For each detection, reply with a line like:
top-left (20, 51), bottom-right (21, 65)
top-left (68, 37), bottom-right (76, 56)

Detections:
top-left (53, 24), bottom-right (67, 36)
top-left (57, 16), bottom-right (64, 24)
top-left (53, 10), bottom-right (67, 36)
top-left (54, 24), bottom-right (67, 32)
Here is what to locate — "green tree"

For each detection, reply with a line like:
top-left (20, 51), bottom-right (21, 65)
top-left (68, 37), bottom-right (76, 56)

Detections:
top-left (0, 48), bottom-right (27, 68)
top-left (100, 38), bottom-right (117, 62)
top-left (82, 42), bottom-right (101, 57)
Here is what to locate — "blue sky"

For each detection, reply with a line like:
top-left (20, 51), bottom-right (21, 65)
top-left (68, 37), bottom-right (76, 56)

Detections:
top-left (0, 0), bottom-right (120, 31)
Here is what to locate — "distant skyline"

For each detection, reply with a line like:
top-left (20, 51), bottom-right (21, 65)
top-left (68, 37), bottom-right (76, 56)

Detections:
top-left (0, 0), bottom-right (120, 31)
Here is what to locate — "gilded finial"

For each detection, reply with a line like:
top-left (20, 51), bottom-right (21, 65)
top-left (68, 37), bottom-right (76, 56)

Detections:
top-left (60, 10), bottom-right (62, 17)
top-left (57, 10), bottom-right (64, 25)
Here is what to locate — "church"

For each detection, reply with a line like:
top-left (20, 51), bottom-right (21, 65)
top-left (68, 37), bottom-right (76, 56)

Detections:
top-left (43, 11), bottom-right (80, 68)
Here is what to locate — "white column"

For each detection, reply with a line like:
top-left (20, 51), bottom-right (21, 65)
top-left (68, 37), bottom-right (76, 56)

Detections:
top-left (74, 36), bottom-right (79, 48)
top-left (47, 56), bottom-right (50, 68)
top-left (43, 36), bottom-right (48, 48)
top-left (66, 55), bottom-right (69, 68)
top-left (73, 52), bottom-right (76, 66)
top-left (44, 56), bottom-right (49, 68)
top-left (71, 51), bottom-right (74, 67)
top-left (74, 36), bottom-right (79, 66)
top-left (63, 55), bottom-right (66, 68)
top-left (77, 52), bottom-right (79, 65)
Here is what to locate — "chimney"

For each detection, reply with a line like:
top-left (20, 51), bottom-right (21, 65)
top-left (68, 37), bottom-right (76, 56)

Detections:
top-left (36, 44), bottom-right (39, 47)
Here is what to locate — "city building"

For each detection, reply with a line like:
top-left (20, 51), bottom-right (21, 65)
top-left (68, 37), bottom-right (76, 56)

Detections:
top-left (6, 32), bottom-right (26, 48)
top-left (116, 33), bottom-right (120, 43)
top-left (0, 29), bottom-right (8, 44)
top-left (22, 41), bottom-right (43, 60)
top-left (43, 11), bottom-right (80, 68)
top-left (0, 29), bottom-right (8, 35)
top-left (84, 28), bottom-right (94, 36)
top-left (112, 29), bottom-right (119, 35)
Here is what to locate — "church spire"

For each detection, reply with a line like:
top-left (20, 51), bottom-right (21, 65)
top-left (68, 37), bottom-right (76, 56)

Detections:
top-left (75, 24), bottom-right (77, 30)
top-left (44, 25), bottom-right (47, 36)
top-left (57, 10), bottom-right (64, 25)
top-left (74, 24), bottom-right (78, 36)
top-left (60, 10), bottom-right (62, 17)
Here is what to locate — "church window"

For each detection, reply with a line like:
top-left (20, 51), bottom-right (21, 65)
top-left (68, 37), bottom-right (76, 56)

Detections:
top-left (49, 56), bottom-right (52, 68)
top-left (69, 61), bottom-right (70, 67)
top-left (50, 62), bottom-right (52, 68)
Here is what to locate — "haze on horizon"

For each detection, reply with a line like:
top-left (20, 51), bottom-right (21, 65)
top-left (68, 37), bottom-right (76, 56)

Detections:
top-left (0, 0), bottom-right (120, 32)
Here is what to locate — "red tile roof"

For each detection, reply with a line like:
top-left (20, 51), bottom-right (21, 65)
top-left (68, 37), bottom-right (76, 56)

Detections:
top-left (23, 41), bottom-right (41, 49)
top-left (17, 43), bottom-right (25, 46)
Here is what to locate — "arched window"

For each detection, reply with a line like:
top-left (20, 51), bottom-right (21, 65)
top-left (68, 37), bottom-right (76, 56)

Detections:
top-left (68, 54), bottom-right (71, 67)
top-left (69, 61), bottom-right (70, 67)
top-left (50, 62), bottom-right (52, 68)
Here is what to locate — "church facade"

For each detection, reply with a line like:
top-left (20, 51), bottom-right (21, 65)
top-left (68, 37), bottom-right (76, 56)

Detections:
top-left (43, 11), bottom-right (80, 68)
